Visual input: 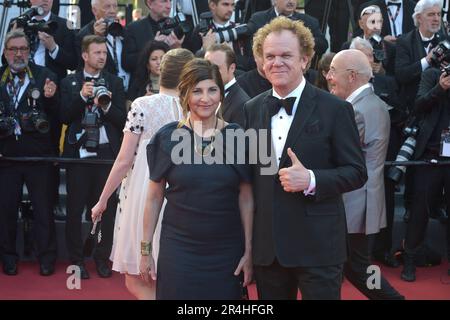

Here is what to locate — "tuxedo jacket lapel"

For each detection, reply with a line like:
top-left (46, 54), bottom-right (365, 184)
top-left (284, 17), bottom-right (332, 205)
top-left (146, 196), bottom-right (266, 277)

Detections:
top-left (279, 82), bottom-right (317, 169)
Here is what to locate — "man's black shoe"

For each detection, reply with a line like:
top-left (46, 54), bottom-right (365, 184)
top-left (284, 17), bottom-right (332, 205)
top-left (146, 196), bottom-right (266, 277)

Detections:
top-left (375, 251), bottom-right (400, 268)
top-left (39, 263), bottom-right (55, 276)
top-left (95, 260), bottom-right (112, 278)
top-left (2, 261), bottom-right (18, 275)
top-left (73, 262), bottom-right (90, 279)
top-left (429, 207), bottom-right (448, 224)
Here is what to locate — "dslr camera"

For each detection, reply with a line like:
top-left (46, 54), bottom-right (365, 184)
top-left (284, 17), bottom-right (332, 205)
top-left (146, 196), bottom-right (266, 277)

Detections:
top-left (430, 39), bottom-right (450, 67)
top-left (387, 120), bottom-right (420, 183)
top-left (157, 12), bottom-right (192, 39)
top-left (103, 17), bottom-right (123, 37)
top-left (198, 12), bottom-right (249, 43)
top-left (86, 78), bottom-right (111, 108)
top-left (14, 6), bottom-right (58, 39)
top-left (81, 110), bottom-right (100, 151)
top-left (0, 102), bottom-right (15, 139)
top-left (19, 88), bottom-right (49, 134)
top-left (369, 34), bottom-right (386, 63)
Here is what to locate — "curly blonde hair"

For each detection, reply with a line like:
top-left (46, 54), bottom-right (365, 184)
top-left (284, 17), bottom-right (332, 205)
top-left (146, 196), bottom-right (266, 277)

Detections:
top-left (252, 16), bottom-right (315, 61)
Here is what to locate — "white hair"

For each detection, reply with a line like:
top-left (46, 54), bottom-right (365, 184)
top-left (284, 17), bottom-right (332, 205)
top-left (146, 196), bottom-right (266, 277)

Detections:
top-left (91, 0), bottom-right (99, 7)
top-left (413, 0), bottom-right (443, 27)
top-left (350, 37), bottom-right (374, 51)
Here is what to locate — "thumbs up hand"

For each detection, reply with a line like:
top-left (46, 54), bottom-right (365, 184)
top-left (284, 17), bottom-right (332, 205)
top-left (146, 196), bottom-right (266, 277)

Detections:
top-left (278, 148), bottom-right (311, 193)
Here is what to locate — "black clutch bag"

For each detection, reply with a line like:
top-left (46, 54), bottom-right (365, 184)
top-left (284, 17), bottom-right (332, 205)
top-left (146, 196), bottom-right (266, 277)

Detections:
top-left (83, 219), bottom-right (102, 257)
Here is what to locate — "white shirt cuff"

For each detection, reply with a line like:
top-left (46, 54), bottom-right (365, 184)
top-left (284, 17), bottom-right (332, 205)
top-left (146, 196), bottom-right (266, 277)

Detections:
top-left (303, 169), bottom-right (316, 196)
top-left (421, 57), bottom-right (430, 71)
top-left (49, 45), bottom-right (59, 59)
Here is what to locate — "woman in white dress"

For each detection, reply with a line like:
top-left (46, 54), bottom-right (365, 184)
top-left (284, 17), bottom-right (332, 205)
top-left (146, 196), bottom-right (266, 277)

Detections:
top-left (91, 48), bottom-right (194, 299)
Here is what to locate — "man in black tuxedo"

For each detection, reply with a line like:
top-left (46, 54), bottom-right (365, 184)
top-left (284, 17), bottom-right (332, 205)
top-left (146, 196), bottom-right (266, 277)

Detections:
top-left (247, 0), bottom-right (328, 57)
top-left (0, 30), bottom-right (58, 276)
top-left (244, 17), bottom-right (367, 300)
top-left (60, 35), bottom-right (126, 279)
top-left (122, 0), bottom-right (184, 74)
top-left (205, 43), bottom-right (248, 127)
top-left (76, 0), bottom-right (130, 92)
top-left (184, 0), bottom-right (253, 72)
top-left (358, 0), bottom-right (416, 42)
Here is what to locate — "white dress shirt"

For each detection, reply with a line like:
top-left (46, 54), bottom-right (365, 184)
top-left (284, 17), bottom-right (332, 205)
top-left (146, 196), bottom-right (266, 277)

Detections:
top-left (271, 78), bottom-right (316, 194)
top-left (419, 31), bottom-right (436, 71)
top-left (8, 71), bottom-right (30, 110)
top-left (224, 77), bottom-right (236, 98)
top-left (346, 83), bottom-right (372, 104)
top-left (33, 11), bottom-right (59, 67)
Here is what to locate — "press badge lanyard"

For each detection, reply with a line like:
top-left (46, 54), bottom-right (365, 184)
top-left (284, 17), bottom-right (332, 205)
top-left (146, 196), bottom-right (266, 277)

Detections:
top-left (387, 4), bottom-right (401, 37)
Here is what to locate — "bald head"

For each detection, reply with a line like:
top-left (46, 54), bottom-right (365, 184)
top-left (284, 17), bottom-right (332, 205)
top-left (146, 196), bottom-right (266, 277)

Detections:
top-left (326, 49), bottom-right (373, 99)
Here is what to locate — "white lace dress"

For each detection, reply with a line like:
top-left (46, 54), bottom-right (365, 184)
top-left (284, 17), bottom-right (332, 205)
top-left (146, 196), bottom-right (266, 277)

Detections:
top-left (110, 93), bottom-right (183, 275)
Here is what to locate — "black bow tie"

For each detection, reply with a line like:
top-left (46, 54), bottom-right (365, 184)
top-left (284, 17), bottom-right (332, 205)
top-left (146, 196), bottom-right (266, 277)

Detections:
top-left (387, 1), bottom-right (401, 7)
top-left (266, 96), bottom-right (296, 116)
top-left (422, 39), bottom-right (433, 48)
top-left (85, 76), bottom-right (99, 82)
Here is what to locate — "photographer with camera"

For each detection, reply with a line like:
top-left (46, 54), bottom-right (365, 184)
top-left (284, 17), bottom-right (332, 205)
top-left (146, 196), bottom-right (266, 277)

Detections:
top-left (0, 30), bottom-right (58, 276)
top-left (184, 0), bottom-right (253, 72)
top-left (9, 0), bottom-right (79, 222)
top-left (122, 0), bottom-right (185, 74)
top-left (400, 49), bottom-right (450, 281)
top-left (60, 35), bottom-right (126, 279)
top-left (76, 0), bottom-right (130, 93)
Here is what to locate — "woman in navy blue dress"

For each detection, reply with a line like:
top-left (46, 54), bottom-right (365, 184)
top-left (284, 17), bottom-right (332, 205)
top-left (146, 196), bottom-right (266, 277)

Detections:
top-left (139, 59), bottom-right (254, 300)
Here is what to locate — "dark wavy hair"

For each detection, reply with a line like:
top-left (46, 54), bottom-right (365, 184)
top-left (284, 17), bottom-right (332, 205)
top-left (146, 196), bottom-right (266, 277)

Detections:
top-left (132, 40), bottom-right (170, 85)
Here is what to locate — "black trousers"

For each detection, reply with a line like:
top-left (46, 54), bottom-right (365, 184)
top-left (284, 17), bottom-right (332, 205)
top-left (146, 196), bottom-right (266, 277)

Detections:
top-left (345, 234), bottom-right (404, 300)
top-left (405, 159), bottom-right (450, 259)
top-left (254, 259), bottom-right (343, 300)
top-left (65, 148), bottom-right (117, 263)
top-left (0, 163), bottom-right (56, 264)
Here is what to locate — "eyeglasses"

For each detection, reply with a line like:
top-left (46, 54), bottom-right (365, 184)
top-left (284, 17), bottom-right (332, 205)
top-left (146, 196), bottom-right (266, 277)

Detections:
top-left (5, 47), bottom-right (30, 54)
top-left (327, 68), bottom-right (356, 77)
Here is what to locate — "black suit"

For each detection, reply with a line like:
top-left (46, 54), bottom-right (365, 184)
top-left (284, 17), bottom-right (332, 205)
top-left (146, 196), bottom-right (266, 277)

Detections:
top-left (395, 29), bottom-right (444, 111)
top-left (247, 8), bottom-right (328, 57)
top-left (359, 0), bottom-right (416, 37)
top-left (244, 82), bottom-right (367, 299)
top-left (122, 15), bottom-right (157, 73)
top-left (0, 63), bottom-right (58, 267)
top-left (60, 70), bottom-right (126, 263)
top-left (236, 69), bottom-right (272, 99)
top-left (221, 82), bottom-right (248, 127)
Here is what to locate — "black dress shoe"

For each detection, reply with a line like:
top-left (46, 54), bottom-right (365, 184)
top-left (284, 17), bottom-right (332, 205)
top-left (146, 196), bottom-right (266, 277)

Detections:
top-left (73, 262), bottom-right (90, 279)
top-left (53, 205), bottom-right (66, 221)
top-left (401, 252), bottom-right (416, 282)
top-left (95, 260), bottom-right (112, 278)
top-left (375, 251), bottom-right (400, 268)
top-left (429, 207), bottom-right (448, 224)
top-left (3, 261), bottom-right (18, 275)
top-left (39, 263), bottom-right (55, 276)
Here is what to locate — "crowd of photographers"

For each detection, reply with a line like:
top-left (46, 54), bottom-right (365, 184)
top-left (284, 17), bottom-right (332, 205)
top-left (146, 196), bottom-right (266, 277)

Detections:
top-left (0, 0), bottom-right (449, 288)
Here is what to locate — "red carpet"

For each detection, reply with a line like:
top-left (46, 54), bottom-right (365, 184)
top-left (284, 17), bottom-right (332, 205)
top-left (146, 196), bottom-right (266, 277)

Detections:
top-left (1, 261), bottom-right (449, 300)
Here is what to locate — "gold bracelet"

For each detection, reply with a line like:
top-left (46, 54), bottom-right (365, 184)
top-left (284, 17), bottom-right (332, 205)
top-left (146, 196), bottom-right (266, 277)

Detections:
top-left (141, 241), bottom-right (151, 256)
